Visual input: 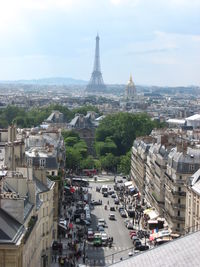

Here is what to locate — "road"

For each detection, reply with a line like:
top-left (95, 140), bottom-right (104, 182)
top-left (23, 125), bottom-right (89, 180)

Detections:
top-left (86, 180), bottom-right (134, 266)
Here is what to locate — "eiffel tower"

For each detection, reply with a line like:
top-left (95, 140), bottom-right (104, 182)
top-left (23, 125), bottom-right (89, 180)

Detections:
top-left (86, 34), bottom-right (107, 92)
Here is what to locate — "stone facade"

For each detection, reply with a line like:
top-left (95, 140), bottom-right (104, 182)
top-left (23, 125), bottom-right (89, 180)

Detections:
top-left (131, 130), bottom-right (200, 233)
top-left (185, 169), bottom-right (200, 233)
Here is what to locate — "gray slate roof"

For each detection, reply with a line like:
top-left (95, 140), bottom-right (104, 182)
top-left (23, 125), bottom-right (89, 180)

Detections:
top-left (109, 230), bottom-right (200, 267)
top-left (0, 208), bottom-right (24, 244)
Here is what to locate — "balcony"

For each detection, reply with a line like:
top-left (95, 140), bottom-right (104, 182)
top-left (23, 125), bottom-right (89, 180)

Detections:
top-left (165, 210), bottom-right (185, 222)
top-left (172, 191), bottom-right (186, 197)
top-left (172, 215), bottom-right (185, 222)
top-left (172, 203), bottom-right (186, 209)
top-left (23, 215), bottom-right (38, 243)
top-left (165, 172), bottom-right (173, 182)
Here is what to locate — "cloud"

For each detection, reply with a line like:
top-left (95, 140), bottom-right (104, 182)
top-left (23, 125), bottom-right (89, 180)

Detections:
top-left (110, 0), bottom-right (140, 7)
top-left (166, 0), bottom-right (200, 7)
top-left (129, 47), bottom-right (177, 55)
top-left (109, 0), bottom-right (200, 8)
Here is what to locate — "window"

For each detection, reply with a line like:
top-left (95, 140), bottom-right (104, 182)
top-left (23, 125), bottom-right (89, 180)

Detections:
top-left (177, 223), bottom-right (180, 228)
top-left (178, 210), bottom-right (180, 216)
top-left (178, 198), bottom-right (181, 204)
top-left (43, 208), bottom-right (45, 217)
top-left (46, 222), bottom-right (48, 234)
top-left (189, 164), bottom-right (195, 172)
top-left (46, 207), bottom-right (48, 216)
top-left (180, 176), bottom-right (182, 180)
top-left (52, 171), bottom-right (55, 176)
top-left (42, 223), bottom-right (45, 235)
top-left (178, 187), bottom-right (181, 192)
top-left (40, 158), bottom-right (46, 168)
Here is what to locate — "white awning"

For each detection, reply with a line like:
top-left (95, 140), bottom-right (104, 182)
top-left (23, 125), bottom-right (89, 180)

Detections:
top-left (124, 181), bottom-right (133, 187)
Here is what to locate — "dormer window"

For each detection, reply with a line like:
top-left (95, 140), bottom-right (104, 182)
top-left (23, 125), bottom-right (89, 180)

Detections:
top-left (27, 158), bottom-right (32, 167)
top-left (189, 164), bottom-right (195, 172)
top-left (40, 158), bottom-right (46, 168)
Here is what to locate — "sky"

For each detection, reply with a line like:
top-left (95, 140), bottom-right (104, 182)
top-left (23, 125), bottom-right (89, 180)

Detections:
top-left (0, 0), bottom-right (200, 86)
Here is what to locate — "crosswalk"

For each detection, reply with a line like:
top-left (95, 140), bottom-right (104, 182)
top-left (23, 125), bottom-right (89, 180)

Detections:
top-left (86, 258), bottom-right (113, 265)
top-left (86, 245), bottom-right (131, 252)
top-left (86, 256), bottom-right (132, 266)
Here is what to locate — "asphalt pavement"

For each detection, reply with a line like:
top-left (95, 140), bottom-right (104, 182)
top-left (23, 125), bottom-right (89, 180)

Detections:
top-left (86, 181), bottom-right (134, 266)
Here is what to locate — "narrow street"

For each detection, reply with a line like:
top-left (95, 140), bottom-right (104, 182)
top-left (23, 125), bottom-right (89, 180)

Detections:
top-left (86, 181), bottom-right (134, 266)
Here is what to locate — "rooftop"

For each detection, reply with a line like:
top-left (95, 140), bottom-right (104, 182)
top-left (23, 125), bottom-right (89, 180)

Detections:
top-left (109, 230), bottom-right (200, 267)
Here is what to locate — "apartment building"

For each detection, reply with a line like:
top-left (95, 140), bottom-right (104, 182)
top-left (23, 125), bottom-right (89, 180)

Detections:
top-left (145, 133), bottom-right (177, 215)
top-left (131, 136), bottom-right (155, 200)
top-left (0, 169), bottom-right (55, 267)
top-left (185, 168), bottom-right (200, 233)
top-left (131, 128), bottom-right (200, 233)
top-left (164, 145), bottom-right (200, 233)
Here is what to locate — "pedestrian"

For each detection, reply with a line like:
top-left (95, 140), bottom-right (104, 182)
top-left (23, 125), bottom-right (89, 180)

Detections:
top-left (54, 254), bottom-right (57, 262)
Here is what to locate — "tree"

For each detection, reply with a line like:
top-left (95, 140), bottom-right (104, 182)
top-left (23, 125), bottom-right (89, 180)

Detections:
top-left (72, 105), bottom-right (100, 116)
top-left (80, 156), bottom-right (95, 169)
top-left (64, 137), bottom-right (79, 147)
top-left (118, 150), bottom-right (131, 175)
top-left (66, 148), bottom-right (82, 171)
top-left (95, 112), bottom-right (160, 156)
top-left (100, 153), bottom-right (119, 173)
top-left (95, 137), bottom-right (117, 157)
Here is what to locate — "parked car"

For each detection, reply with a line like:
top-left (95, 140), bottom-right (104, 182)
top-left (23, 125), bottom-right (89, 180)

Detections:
top-left (111, 194), bottom-right (117, 198)
top-left (114, 198), bottom-right (119, 205)
top-left (98, 219), bottom-right (106, 227)
top-left (118, 206), bottom-right (124, 212)
top-left (127, 222), bottom-right (134, 230)
top-left (134, 240), bottom-right (142, 248)
top-left (91, 200), bottom-right (102, 205)
top-left (118, 179), bottom-right (123, 183)
top-left (110, 206), bottom-right (116, 211)
top-left (120, 211), bottom-right (127, 218)
top-left (108, 190), bottom-right (114, 195)
top-left (123, 176), bottom-right (127, 179)
top-left (137, 245), bottom-right (149, 251)
top-left (109, 213), bottom-right (116, 220)
top-left (98, 225), bottom-right (105, 232)
top-left (103, 192), bottom-right (108, 197)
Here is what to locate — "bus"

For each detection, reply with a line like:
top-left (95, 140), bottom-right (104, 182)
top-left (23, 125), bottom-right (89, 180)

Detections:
top-left (71, 178), bottom-right (89, 187)
top-left (83, 169), bottom-right (97, 177)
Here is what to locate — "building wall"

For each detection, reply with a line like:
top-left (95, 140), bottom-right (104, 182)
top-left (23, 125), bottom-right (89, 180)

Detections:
top-left (0, 244), bottom-right (23, 267)
top-left (145, 143), bottom-right (168, 216)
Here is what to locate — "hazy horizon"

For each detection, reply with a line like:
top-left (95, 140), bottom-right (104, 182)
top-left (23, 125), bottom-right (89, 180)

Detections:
top-left (0, 0), bottom-right (200, 86)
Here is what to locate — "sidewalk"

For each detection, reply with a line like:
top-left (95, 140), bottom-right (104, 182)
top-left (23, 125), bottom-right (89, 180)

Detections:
top-left (50, 189), bottom-right (87, 267)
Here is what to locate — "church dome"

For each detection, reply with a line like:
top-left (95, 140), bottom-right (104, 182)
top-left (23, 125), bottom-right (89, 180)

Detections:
top-left (125, 74), bottom-right (136, 99)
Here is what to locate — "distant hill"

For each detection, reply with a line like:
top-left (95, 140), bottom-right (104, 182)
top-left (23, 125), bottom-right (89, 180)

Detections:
top-left (0, 77), bottom-right (88, 85)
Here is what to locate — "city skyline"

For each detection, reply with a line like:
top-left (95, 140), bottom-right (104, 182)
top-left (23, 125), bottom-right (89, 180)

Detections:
top-left (0, 0), bottom-right (200, 86)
